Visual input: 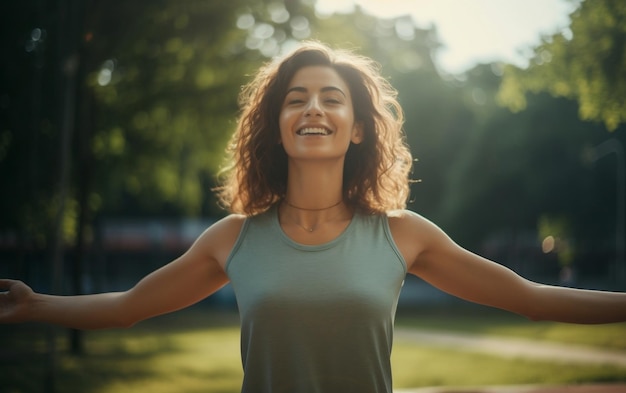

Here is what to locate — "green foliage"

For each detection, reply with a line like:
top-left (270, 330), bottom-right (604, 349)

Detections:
top-left (302, 8), bottom-right (622, 279)
top-left (1, 0), bottom-right (622, 281)
top-left (434, 57), bottom-right (625, 278)
top-left (314, 8), bottom-right (440, 75)
top-left (498, 0), bottom-right (626, 131)
top-left (85, 1), bottom-right (260, 217)
top-left (0, 0), bottom-right (325, 248)
top-left (85, 0), bottom-right (330, 219)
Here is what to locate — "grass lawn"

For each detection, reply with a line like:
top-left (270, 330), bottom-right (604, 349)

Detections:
top-left (395, 304), bottom-right (626, 350)
top-left (1, 306), bottom-right (625, 393)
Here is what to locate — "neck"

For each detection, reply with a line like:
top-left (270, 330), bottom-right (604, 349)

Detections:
top-left (284, 198), bottom-right (343, 211)
top-left (285, 159), bottom-right (345, 210)
top-left (279, 199), bottom-right (350, 234)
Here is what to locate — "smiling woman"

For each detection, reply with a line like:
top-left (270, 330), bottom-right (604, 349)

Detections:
top-left (218, 42), bottom-right (412, 217)
top-left (1, 40), bottom-right (625, 393)
top-left (278, 66), bottom-right (361, 162)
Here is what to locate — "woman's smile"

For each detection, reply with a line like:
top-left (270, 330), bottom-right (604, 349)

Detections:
top-left (279, 65), bottom-right (362, 159)
top-left (296, 127), bottom-right (332, 136)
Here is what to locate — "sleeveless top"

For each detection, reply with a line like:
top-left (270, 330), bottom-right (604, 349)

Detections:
top-left (225, 206), bottom-right (407, 393)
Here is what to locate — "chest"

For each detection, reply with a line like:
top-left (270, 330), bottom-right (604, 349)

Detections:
top-left (226, 212), bottom-right (406, 317)
top-left (229, 242), bottom-right (404, 321)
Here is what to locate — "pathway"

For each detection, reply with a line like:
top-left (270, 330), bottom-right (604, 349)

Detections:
top-left (394, 328), bottom-right (626, 366)
top-left (393, 327), bottom-right (626, 393)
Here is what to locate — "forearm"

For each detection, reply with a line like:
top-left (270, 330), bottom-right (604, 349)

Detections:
top-left (527, 285), bottom-right (626, 324)
top-left (30, 291), bottom-right (133, 330)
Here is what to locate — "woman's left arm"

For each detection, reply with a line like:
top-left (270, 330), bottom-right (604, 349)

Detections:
top-left (390, 211), bottom-right (626, 324)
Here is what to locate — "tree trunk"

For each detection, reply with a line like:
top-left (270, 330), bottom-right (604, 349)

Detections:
top-left (46, 0), bottom-right (85, 390)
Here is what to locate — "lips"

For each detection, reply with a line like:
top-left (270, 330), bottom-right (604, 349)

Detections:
top-left (296, 127), bottom-right (331, 136)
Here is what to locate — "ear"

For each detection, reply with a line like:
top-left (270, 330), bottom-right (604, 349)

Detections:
top-left (351, 122), bottom-right (364, 144)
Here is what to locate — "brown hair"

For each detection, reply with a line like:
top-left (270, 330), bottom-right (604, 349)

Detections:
top-left (216, 41), bottom-right (413, 215)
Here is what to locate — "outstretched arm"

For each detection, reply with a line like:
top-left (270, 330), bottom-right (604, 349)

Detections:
top-left (0, 215), bottom-right (244, 329)
top-left (390, 211), bottom-right (626, 324)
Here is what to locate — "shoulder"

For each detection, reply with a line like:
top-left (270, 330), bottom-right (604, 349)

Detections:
top-left (202, 214), bottom-right (247, 244)
top-left (385, 209), bottom-right (453, 270)
top-left (192, 214), bottom-right (247, 268)
top-left (209, 213), bottom-right (247, 233)
top-left (385, 209), bottom-right (434, 232)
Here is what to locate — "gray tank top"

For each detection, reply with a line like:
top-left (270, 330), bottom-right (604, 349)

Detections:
top-left (225, 206), bottom-right (407, 393)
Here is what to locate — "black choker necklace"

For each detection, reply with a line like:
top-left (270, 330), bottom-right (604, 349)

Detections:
top-left (284, 199), bottom-right (343, 211)
top-left (281, 199), bottom-right (346, 232)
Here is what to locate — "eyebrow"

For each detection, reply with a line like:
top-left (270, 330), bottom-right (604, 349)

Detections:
top-left (285, 86), bottom-right (347, 97)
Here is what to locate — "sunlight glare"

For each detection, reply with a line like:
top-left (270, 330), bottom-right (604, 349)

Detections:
top-left (314, 0), bottom-right (578, 73)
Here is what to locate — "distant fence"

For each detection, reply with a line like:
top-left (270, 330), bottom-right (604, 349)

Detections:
top-left (0, 218), bottom-right (221, 297)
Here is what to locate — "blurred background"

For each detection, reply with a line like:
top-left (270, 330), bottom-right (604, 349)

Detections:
top-left (0, 0), bottom-right (625, 391)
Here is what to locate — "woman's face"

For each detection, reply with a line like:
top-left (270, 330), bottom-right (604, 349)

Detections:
top-left (278, 65), bottom-right (362, 162)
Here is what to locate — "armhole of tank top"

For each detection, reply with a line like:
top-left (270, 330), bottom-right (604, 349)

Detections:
top-left (224, 216), bottom-right (251, 274)
top-left (381, 214), bottom-right (408, 274)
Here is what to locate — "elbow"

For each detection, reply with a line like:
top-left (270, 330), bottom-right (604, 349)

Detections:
top-left (83, 314), bottom-right (137, 330)
top-left (116, 317), bottom-right (137, 329)
top-left (108, 293), bottom-right (142, 329)
top-left (113, 308), bottom-right (144, 329)
top-left (501, 289), bottom-right (546, 322)
top-left (516, 294), bottom-right (551, 322)
top-left (503, 304), bottom-right (544, 322)
top-left (100, 314), bottom-right (139, 330)
top-left (515, 282), bottom-right (549, 322)
top-left (517, 297), bottom-right (543, 321)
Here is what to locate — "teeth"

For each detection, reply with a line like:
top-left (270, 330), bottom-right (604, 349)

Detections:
top-left (298, 127), bottom-right (330, 136)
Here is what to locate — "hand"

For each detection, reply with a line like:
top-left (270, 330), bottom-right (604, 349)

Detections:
top-left (0, 279), bottom-right (34, 323)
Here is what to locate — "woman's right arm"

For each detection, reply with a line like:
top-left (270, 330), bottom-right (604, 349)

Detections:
top-left (0, 214), bottom-right (245, 330)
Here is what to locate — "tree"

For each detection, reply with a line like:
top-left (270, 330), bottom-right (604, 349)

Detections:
top-left (498, 0), bottom-right (626, 131)
top-left (0, 0), bottom-right (324, 361)
top-left (443, 63), bottom-right (623, 279)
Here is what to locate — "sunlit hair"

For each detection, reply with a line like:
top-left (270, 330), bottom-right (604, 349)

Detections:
top-left (216, 41), bottom-right (413, 215)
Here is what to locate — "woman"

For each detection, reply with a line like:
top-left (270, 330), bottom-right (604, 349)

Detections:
top-left (1, 41), bottom-right (625, 393)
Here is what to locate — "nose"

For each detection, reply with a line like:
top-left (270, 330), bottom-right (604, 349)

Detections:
top-left (304, 97), bottom-right (323, 117)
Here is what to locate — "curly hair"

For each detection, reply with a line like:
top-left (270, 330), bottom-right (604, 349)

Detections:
top-left (216, 41), bottom-right (413, 215)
